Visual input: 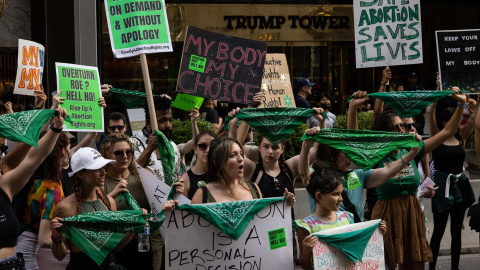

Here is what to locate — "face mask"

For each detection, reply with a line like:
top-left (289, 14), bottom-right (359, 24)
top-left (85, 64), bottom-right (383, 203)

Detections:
top-left (320, 103), bottom-right (330, 110)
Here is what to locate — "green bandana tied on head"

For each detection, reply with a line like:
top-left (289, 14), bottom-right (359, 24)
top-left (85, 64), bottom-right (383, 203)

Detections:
top-left (235, 108), bottom-right (314, 145)
top-left (0, 109), bottom-right (72, 147)
top-left (314, 220), bottom-right (381, 263)
top-left (301, 129), bottom-right (421, 170)
top-left (110, 88), bottom-right (159, 108)
top-left (347, 91), bottom-right (456, 118)
top-left (60, 193), bottom-right (162, 266)
top-left (154, 129), bottom-right (175, 186)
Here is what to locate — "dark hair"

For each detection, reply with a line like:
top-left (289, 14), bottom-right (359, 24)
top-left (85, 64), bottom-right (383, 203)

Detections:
top-left (195, 130), bottom-right (217, 145)
top-left (107, 112), bottom-right (127, 125)
top-left (33, 132), bottom-right (69, 181)
top-left (207, 137), bottom-right (249, 194)
top-left (256, 134), bottom-right (289, 175)
top-left (437, 107), bottom-right (456, 130)
top-left (306, 161), bottom-right (343, 199)
top-left (72, 173), bottom-right (111, 215)
top-left (100, 133), bottom-right (138, 178)
top-left (144, 96), bottom-right (172, 120)
top-left (319, 92), bottom-right (331, 100)
top-left (371, 110), bottom-right (399, 132)
top-left (315, 143), bottom-right (342, 170)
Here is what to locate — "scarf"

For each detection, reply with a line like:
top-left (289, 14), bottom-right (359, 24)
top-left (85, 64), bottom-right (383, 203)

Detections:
top-left (314, 220), bottom-right (381, 263)
top-left (0, 109), bottom-right (72, 147)
top-left (110, 88), bottom-right (158, 108)
top-left (301, 128), bottom-right (421, 170)
top-left (347, 91), bottom-right (456, 118)
top-left (154, 129), bottom-right (175, 186)
top-left (235, 108), bottom-right (314, 145)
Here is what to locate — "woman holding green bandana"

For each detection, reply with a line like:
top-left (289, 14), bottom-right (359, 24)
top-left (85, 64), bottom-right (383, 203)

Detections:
top-left (356, 87), bottom-right (466, 270)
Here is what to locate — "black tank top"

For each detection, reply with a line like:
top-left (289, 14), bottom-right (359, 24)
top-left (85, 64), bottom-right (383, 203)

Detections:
top-left (0, 188), bottom-right (20, 248)
top-left (432, 135), bottom-right (465, 174)
top-left (187, 169), bottom-right (208, 200)
top-left (251, 164), bottom-right (295, 198)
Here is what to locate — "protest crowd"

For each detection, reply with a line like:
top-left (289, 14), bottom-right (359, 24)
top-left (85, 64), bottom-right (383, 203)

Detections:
top-left (3, 1), bottom-right (480, 270)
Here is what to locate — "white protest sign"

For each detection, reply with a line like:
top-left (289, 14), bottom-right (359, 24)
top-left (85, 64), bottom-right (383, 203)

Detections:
top-left (312, 219), bottom-right (385, 270)
top-left (353, 0), bottom-right (423, 68)
top-left (126, 108), bottom-right (145, 137)
top-left (165, 201), bottom-right (293, 270)
top-left (14, 39), bottom-right (45, 96)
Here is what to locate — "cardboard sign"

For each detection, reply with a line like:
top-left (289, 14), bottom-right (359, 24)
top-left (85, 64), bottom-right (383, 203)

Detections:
top-left (312, 220), bottom-right (385, 270)
top-left (353, 0), bottom-right (423, 68)
top-left (436, 29), bottom-right (480, 91)
top-left (55, 63), bottom-right (104, 132)
top-left (259, 54), bottom-right (296, 108)
top-left (172, 93), bottom-right (204, 111)
top-left (165, 201), bottom-right (293, 270)
top-left (126, 108), bottom-right (145, 136)
top-left (176, 26), bottom-right (268, 105)
top-left (103, 0), bottom-right (173, 58)
top-left (14, 39), bottom-right (45, 96)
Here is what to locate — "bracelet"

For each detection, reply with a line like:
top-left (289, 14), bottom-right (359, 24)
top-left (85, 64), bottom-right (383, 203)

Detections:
top-left (51, 234), bottom-right (63, 244)
top-left (457, 102), bottom-right (468, 108)
top-left (400, 156), bottom-right (408, 167)
top-left (380, 82), bottom-right (387, 86)
top-left (49, 123), bottom-right (63, 133)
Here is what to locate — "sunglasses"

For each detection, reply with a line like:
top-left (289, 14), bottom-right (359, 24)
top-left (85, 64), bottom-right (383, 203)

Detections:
top-left (401, 122), bottom-right (416, 130)
top-left (393, 124), bottom-right (404, 132)
top-left (109, 125), bottom-right (125, 131)
top-left (196, 143), bottom-right (209, 151)
top-left (113, 149), bottom-right (133, 158)
top-left (273, 177), bottom-right (281, 193)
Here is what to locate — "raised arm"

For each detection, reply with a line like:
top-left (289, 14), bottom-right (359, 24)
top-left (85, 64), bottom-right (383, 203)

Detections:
top-left (372, 67), bottom-right (391, 123)
top-left (426, 102), bottom-right (440, 137)
top-left (458, 98), bottom-right (477, 142)
top-left (1, 143), bottom-right (32, 174)
top-left (347, 91), bottom-right (368, 130)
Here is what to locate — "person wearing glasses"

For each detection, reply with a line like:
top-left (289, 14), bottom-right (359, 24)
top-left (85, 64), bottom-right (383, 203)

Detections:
top-left (95, 112), bottom-right (127, 149)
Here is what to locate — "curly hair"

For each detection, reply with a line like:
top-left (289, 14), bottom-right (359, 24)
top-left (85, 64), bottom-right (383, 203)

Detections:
top-left (32, 132), bottom-right (69, 181)
top-left (100, 133), bottom-right (138, 178)
top-left (306, 161), bottom-right (343, 201)
top-left (144, 96), bottom-right (172, 120)
top-left (72, 173), bottom-right (111, 215)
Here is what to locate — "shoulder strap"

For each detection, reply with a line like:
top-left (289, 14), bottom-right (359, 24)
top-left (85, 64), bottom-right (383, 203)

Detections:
top-left (201, 186), bottom-right (208, 204)
top-left (254, 170), bottom-right (264, 185)
top-left (246, 181), bottom-right (260, 199)
top-left (341, 190), bottom-right (361, 223)
top-left (103, 194), bottom-right (112, 210)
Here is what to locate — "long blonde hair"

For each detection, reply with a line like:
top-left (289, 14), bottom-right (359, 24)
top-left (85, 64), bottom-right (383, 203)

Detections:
top-left (100, 133), bottom-right (138, 178)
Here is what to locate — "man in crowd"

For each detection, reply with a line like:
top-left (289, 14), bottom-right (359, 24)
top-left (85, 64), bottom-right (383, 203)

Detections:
top-left (200, 98), bottom-right (222, 132)
top-left (294, 78), bottom-right (315, 109)
top-left (95, 112), bottom-right (128, 149)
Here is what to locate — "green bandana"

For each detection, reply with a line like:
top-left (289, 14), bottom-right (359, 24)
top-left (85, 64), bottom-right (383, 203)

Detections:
top-left (235, 108), bottom-right (314, 145)
top-left (0, 109), bottom-right (72, 147)
top-left (170, 197), bottom-right (285, 240)
top-left (110, 88), bottom-right (159, 108)
top-left (301, 129), bottom-right (421, 170)
top-left (222, 116), bottom-right (243, 132)
top-left (347, 91), bottom-right (456, 118)
top-left (154, 129), bottom-right (175, 186)
top-left (60, 193), bottom-right (162, 266)
top-left (314, 220), bottom-right (380, 263)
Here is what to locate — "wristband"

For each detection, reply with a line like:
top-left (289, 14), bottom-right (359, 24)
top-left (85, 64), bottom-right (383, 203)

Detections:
top-left (457, 102), bottom-right (468, 108)
top-left (49, 123), bottom-right (63, 133)
top-left (51, 234), bottom-right (63, 244)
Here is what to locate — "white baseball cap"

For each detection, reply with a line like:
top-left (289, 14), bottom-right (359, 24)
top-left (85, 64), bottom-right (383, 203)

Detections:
top-left (68, 147), bottom-right (116, 177)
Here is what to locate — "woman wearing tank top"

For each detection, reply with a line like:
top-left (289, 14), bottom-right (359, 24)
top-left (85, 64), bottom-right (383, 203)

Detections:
top-left (427, 103), bottom-right (477, 270)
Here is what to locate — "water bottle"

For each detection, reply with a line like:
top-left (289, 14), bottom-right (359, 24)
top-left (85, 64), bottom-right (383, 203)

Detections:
top-left (138, 219), bottom-right (150, 252)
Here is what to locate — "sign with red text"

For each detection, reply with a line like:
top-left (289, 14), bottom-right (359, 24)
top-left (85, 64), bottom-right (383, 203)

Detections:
top-left (14, 39), bottom-right (45, 96)
top-left (312, 220), bottom-right (385, 270)
top-left (353, 0), bottom-right (423, 68)
top-left (259, 54), bottom-right (296, 108)
top-left (176, 26), bottom-right (268, 105)
top-left (165, 201), bottom-right (293, 270)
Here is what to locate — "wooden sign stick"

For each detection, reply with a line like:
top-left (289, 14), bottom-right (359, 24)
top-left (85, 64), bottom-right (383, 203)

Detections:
top-left (140, 53), bottom-right (161, 159)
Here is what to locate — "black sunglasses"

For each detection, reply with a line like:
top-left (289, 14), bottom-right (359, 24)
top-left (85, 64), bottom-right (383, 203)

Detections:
top-left (196, 143), bottom-right (209, 151)
top-left (393, 124), bottom-right (404, 132)
top-left (273, 177), bottom-right (281, 193)
top-left (114, 149), bottom-right (133, 158)
top-left (401, 122), bottom-right (416, 130)
top-left (109, 125), bottom-right (125, 131)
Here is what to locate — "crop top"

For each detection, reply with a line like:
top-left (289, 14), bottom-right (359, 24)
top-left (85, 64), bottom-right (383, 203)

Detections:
top-left (0, 188), bottom-right (20, 248)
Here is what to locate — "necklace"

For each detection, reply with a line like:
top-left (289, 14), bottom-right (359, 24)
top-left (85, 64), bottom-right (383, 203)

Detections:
top-left (314, 212), bottom-right (333, 221)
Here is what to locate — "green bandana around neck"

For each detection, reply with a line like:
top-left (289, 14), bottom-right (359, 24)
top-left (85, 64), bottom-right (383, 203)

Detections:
top-left (314, 220), bottom-right (381, 263)
top-left (169, 197), bottom-right (285, 240)
top-left (235, 107), bottom-right (314, 145)
top-left (110, 88), bottom-right (159, 108)
top-left (154, 129), bottom-right (175, 186)
top-left (0, 109), bottom-right (72, 147)
top-left (60, 193), bottom-right (162, 266)
top-left (301, 128), bottom-right (421, 170)
top-left (347, 91), bottom-right (456, 118)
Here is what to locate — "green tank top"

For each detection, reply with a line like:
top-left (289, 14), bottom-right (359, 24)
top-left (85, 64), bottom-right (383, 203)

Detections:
top-left (80, 198), bottom-right (109, 214)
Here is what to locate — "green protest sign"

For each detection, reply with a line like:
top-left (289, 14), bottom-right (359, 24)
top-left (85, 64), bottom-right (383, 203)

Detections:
top-left (172, 93), bottom-right (204, 111)
top-left (268, 228), bottom-right (287, 250)
top-left (103, 0), bottom-right (173, 58)
top-left (55, 63), bottom-right (104, 132)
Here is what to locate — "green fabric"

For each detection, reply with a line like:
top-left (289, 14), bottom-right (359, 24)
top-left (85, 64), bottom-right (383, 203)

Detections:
top-left (235, 108), bottom-right (314, 145)
top-left (301, 128), bottom-right (422, 170)
top-left (432, 171), bottom-right (474, 212)
top-left (154, 129), bottom-right (175, 186)
top-left (314, 220), bottom-right (381, 263)
top-left (119, 191), bottom-right (141, 210)
top-left (110, 88), bottom-right (158, 108)
top-left (0, 109), bottom-right (72, 147)
top-left (347, 91), bottom-right (456, 118)
top-left (60, 193), bottom-right (161, 266)
top-left (222, 116), bottom-right (243, 132)
top-left (172, 197), bottom-right (285, 240)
